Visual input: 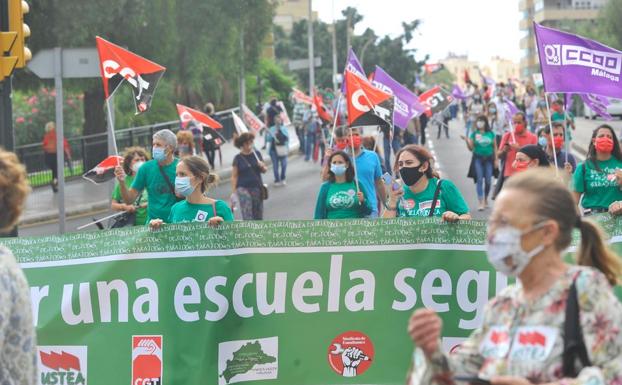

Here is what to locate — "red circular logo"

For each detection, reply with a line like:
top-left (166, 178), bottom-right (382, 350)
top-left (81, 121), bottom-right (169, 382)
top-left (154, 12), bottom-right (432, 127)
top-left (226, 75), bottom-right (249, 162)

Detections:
top-left (327, 331), bottom-right (374, 377)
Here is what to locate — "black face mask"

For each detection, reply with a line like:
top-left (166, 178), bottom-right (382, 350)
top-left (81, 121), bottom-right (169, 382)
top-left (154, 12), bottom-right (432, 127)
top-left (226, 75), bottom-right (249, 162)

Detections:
top-left (399, 166), bottom-right (425, 186)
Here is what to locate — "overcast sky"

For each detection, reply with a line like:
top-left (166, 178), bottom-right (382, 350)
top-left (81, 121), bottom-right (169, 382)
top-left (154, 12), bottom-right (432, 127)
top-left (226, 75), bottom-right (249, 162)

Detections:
top-left (313, 0), bottom-right (522, 64)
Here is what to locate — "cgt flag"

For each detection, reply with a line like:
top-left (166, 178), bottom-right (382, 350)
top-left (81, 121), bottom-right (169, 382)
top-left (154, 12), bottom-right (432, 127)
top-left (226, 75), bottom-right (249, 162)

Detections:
top-left (96, 37), bottom-right (166, 114)
top-left (341, 48), bottom-right (366, 93)
top-left (232, 112), bottom-right (249, 135)
top-left (176, 104), bottom-right (223, 130)
top-left (372, 66), bottom-right (425, 128)
top-left (424, 63), bottom-right (444, 74)
top-left (82, 155), bottom-right (124, 184)
top-left (313, 92), bottom-right (333, 123)
top-left (534, 23), bottom-right (622, 98)
top-left (345, 70), bottom-right (394, 127)
top-left (419, 86), bottom-right (454, 117)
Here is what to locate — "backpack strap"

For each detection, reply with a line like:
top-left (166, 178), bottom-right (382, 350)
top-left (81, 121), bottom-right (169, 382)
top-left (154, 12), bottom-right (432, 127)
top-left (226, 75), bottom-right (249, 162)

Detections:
top-left (562, 273), bottom-right (592, 377)
top-left (428, 179), bottom-right (443, 217)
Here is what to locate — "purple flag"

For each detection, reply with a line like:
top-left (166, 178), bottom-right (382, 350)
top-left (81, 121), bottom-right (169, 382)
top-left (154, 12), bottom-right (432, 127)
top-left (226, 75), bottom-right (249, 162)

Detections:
top-left (478, 69), bottom-right (496, 87)
top-left (451, 84), bottom-right (467, 100)
top-left (371, 66), bottom-right (425, 128)
top-left (580, 93), bottom-right (612, 120)
top-left (504, 98), bottom-right (520, 116)
top-left (341, 48), bottom-right (366, 93)
top-left (564, 93), bottom-right (574, 111)
top-left (534, 23), bottom-right (622, 98)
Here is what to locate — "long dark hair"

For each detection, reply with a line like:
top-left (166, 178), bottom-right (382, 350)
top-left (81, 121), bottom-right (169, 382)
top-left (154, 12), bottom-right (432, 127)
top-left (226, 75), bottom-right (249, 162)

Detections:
top-left (474, 114), bottom-right (491, 132)
top-left (587, 124), bottom-right (622, 171)
top-left (393, 144), bottom-right (440, 179)
top-left (327, 151), bottom-right (354, 183)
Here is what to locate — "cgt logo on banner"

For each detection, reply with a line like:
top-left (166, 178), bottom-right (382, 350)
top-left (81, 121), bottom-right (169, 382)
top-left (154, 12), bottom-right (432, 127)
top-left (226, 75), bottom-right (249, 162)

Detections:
top-left (38, 346), bottom-right (87, 385)
top-left (132, 336), bottom-right (163, 385)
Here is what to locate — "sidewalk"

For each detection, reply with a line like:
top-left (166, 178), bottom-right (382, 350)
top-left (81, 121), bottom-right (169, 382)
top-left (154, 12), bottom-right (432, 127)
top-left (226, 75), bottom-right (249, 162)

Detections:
top-left (19, 127), bottom-right (301, 226)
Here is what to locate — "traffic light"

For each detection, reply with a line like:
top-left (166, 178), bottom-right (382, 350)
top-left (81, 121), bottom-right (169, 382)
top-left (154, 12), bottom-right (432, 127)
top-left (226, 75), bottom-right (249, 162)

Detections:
top-left (0, 31), bottom-right (17, 80)
top-left (8, 0), bottom-right (30, 69)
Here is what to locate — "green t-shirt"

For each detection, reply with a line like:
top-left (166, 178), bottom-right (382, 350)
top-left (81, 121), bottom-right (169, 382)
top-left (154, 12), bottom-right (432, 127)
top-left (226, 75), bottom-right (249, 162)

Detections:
top-left (397, 178), bottom-right (469, 217)
top-left (325, 181), bottom-right (367, 219)
top-left (131, 158), bottom-right (179, 221)
top-left (572, 158), bottom-right (622, 210)
top-left (469, 130), bottom-right (495, 157)
top-left (112, 174), bottom-right (149, 226)
top-left (167, 200), bottom-right (234, 224)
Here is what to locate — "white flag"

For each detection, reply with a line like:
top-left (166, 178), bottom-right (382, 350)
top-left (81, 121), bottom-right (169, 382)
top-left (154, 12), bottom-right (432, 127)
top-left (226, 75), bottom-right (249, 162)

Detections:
top-left (241, 104), bottom-right (265, 132)
top-left (232, 112), bottom-right (249, 135)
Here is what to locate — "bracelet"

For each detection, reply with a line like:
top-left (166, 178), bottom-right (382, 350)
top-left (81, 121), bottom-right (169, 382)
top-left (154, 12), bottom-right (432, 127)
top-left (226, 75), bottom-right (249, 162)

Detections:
top-left (384, 200), bottom-right (397, 210)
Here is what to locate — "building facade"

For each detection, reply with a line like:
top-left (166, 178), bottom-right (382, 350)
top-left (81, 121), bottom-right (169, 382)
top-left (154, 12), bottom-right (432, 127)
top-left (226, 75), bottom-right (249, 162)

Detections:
top-left (274, 0), bottom-right (317, 33)
top-left (519, 0), bottom-right (608, 78)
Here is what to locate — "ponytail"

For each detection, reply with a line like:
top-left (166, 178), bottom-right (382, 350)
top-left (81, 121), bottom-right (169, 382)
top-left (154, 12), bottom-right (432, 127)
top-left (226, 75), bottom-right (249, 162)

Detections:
top-left (576, 218), bottom-right (622, 286)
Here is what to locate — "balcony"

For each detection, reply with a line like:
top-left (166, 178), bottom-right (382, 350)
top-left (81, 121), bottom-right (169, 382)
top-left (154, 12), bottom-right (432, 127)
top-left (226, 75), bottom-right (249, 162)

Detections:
top-left (534, 7), bottom-right (599, 23)
top-left (519, 0), bottom-right (533, 11)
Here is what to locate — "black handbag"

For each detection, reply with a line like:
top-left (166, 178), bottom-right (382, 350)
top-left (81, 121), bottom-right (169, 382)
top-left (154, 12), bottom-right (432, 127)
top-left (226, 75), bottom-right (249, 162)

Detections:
top-left (110, 211), bottom-right (136, 228)
top-left (562, 277), bottom-right (591, 377)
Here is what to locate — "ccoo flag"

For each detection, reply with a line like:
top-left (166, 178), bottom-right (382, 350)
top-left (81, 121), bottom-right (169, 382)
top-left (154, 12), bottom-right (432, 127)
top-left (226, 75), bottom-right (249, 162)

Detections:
top-left (580, 93), bottom-right (612, 120)
top-left (534, 23), bottom-right (622, 98)
top-left (96, 37), bottom-right (166, 114)
top-left (345, 70), bottom-right (394, 127)
top-left (372, 66), bottom-right (425, 128)
top-left (176, 104), bottom-right (223, 130)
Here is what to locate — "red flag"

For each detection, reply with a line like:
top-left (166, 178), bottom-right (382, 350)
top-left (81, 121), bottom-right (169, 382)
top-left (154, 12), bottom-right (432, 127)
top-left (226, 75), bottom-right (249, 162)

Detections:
top-left (314, 92), bottom-right (333, 123)
top-left (292, 88), bottom-right (314, 105)
top-left (419, 86), bottom-right (454, 117)
top-left (96, 36), bottom-right (166, 114)
top-left (82, 155), bottom-right (124, 184)
top-left (345, 70), bottom-right (394, 127)
top-left (424, 63), bottom-right (444, 74)
top-left (176, 104), bottom-right (223, 130)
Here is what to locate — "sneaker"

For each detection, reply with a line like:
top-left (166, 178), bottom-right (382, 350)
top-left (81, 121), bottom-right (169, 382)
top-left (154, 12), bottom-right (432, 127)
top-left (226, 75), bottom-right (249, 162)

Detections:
top-left (281, 180), bottom-right (287, 186)
top-left (274, 181), bottom-right (283, 187)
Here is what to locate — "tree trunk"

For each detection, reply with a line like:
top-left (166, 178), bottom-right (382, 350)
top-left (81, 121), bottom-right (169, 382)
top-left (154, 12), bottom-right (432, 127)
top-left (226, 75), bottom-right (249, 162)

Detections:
top-left (83, 87), bottom-right (107, 169)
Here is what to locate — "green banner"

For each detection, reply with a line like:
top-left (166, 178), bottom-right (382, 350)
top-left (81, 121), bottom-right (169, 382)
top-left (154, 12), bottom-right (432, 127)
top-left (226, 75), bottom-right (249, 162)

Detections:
top-left (6, 216), bottom-right (622, 385)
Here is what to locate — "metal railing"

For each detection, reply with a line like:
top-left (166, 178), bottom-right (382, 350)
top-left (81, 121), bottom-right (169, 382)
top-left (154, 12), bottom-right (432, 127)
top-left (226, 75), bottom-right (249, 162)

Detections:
top-left (16, 109), bottom-right (238, 188)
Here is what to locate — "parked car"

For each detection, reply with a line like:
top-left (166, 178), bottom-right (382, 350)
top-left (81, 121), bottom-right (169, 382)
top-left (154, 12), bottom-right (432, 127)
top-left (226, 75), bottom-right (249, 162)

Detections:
top-left (584, 98), bottom-right (622, 119)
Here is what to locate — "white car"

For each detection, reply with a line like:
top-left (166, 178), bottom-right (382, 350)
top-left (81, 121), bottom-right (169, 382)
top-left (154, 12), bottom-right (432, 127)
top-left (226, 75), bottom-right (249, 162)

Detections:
top-left (584, 98), bottom-right (622, 119)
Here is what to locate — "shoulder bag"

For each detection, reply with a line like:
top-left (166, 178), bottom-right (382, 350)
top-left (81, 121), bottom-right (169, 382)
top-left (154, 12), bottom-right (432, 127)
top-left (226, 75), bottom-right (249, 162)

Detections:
top-left (240, 153), bottom-right (268, 200)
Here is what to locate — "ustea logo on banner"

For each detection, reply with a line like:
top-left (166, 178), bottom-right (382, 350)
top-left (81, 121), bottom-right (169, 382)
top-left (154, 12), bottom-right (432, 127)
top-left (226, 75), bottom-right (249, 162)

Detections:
top-left (218, 337), bottom-right (278, 385)
top-left (132, 336), bottom-right (163, 385)
top-left (544, 44), bottom-right (622, 82)
top-left (38, 346), bottom-right (87, 385)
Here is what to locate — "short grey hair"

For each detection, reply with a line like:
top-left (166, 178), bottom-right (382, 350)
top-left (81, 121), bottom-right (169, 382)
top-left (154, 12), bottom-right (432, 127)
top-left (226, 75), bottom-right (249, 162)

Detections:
top-left (153, 129), bottom-right (177, 150)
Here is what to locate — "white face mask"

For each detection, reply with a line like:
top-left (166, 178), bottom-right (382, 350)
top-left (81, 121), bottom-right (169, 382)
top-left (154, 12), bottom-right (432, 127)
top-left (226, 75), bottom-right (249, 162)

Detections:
top-left (476, 121), bottom-right (485, 129)
top-left (131, 161), bottom-right (145, 174)
top-left (485, 222), bottom-right (547, 277)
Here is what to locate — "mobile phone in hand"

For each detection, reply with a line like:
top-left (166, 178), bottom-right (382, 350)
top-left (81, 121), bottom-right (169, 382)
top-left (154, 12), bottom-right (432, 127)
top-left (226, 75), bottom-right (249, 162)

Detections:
top-left (453, 375), bottom-right (491, 385)
top-left (382, 172), bottom-right (401, 191)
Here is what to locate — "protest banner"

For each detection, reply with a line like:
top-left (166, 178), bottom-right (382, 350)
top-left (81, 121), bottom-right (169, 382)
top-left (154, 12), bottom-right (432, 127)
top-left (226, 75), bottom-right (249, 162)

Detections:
top-left (8, 216), bottom-right (622, 385)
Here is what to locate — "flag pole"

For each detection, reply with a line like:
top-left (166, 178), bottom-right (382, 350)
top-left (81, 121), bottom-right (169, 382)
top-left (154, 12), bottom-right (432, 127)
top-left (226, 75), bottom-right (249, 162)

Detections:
top-left (105, 97), bottom-right (119, 156)
top-left (544, 92), bottom-right (560, 172)
top-left (563, 102), bottom-right (570, 164)
top-left (328, 93), bottom-right (343, 148)
top-left (349, 129), bottom-right (360, 194)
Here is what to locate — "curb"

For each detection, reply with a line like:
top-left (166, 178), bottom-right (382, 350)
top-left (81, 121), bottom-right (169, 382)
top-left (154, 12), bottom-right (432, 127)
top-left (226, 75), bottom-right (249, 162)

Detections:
top-left (18, 141), bottom-right (301, 226)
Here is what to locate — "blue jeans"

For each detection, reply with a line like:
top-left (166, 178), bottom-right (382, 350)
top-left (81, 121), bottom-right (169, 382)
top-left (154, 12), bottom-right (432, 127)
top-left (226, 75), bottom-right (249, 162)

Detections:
top-left (305, 131), bottom-right (316, 161)
top-left (270, 149), bottom-right (287, 182)
top-left (474, 155), bottom-right (493, 199)
top-left (383, 135), bottom-right (402, 174)
top-left (403, 130), bottom-right (418, 145)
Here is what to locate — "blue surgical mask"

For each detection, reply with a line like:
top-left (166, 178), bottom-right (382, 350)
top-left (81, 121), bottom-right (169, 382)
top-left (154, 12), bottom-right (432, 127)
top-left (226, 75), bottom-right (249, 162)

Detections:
top-left (153, 147), bottom-right (166, 162)
top-left (538, 136), bottom-right (548, 148)
top-left (175, 176), bottom-right (195, 197)
top-left (330, 164), bottom-right (347, 176)
top-left (489, 108), bottom-right (497, 114)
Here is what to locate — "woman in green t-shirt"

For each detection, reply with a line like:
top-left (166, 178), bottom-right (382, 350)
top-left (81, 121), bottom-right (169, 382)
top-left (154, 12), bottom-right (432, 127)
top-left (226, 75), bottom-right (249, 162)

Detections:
top-left (572, 124), bottom-right (622, 216)
top-left (111, 146), bottom-right (149, 226)
top-left (314, 151), bottom-right (372, 219)
top-left (383, 145), bottom-right (471, 222)
top-left (462, 114), bottom-right (498, 211)
top-left (150, 156), bottom-right (233, 229)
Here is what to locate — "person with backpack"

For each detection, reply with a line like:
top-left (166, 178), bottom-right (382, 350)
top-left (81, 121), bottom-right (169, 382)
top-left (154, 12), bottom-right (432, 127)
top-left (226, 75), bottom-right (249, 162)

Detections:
top-left (149, 156), bottom-right (232, 229)
top-left (572, 124), bottom-right (622, 216)
top-left (382, 144), bottom-right (470, 221)
top-left (407, 169), bottom-right (622, 385)
top-left (266, 115), bottom-right (289, 186)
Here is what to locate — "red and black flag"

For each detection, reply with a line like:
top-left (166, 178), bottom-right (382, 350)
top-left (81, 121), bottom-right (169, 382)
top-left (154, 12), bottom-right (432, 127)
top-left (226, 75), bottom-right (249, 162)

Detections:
top-left (313, 91), bottom-right (333, 123)
top-left (96, 36), bottom-right (166, 114)
top-left (82, 155), bottom-right (124, 184)
top-left (176, 104), bottom-right (223, 130)
top-left (418, 86), bottom-right (454, 117)
top-left (345, 70), bottom-right (394, 127)
top-left (424, 63), bottom-right (444, 74)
